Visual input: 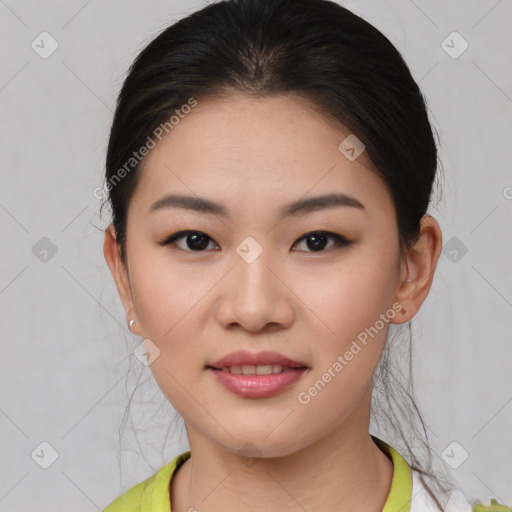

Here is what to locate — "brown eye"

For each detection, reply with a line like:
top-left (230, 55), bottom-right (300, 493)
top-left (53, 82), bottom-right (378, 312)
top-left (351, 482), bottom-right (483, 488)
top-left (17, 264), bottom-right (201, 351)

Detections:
top-left (161, 231), bottom-right (219, 251)
top-left (292, 231), bottom-right (352, 253)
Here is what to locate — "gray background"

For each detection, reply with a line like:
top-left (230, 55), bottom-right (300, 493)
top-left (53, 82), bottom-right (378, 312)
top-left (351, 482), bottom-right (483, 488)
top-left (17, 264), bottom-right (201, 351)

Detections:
top-left (1, 0), bottom-right (511, 510)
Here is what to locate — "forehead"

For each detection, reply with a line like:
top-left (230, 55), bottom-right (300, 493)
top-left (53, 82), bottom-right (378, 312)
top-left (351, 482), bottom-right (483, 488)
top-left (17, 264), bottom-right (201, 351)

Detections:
top-left (130, 92), bottom-right (392, 218)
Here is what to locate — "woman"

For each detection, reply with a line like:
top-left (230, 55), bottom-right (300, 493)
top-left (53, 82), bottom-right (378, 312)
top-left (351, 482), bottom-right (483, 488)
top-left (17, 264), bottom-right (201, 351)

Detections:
top-left (101, 0), bottom-right (507, 510)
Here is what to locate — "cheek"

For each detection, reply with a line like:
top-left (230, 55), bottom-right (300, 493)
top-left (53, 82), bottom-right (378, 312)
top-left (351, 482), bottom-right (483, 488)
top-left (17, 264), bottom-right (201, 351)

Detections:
top-left (290, 265), bottom-right (396, 431)
top-left (128, 257), bottom-right (207, 410)
top-left (295, 253), bottom-right (398, 345)
top-left (126, 246), bottom-right (218, 388)
top-left (291, 245), bottom-right (399, 405)
top-left (128, 246), bottom-right (208, 339)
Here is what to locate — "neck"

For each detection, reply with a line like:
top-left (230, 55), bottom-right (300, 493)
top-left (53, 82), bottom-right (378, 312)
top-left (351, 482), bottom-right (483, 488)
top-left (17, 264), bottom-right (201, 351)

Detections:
top-left (171, 395), bottom-right (393, 512)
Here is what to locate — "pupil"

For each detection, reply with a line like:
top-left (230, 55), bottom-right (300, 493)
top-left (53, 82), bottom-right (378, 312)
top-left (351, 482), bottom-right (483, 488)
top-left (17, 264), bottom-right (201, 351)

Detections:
top-left (307, 234), bottom-right (327, 251)
top-left (188, 233), bottom-right (209, 250)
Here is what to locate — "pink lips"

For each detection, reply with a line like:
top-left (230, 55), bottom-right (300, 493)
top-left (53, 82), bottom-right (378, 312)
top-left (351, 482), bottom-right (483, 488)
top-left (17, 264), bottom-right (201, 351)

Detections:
top-left (206, 350), bottom-right (309, 398)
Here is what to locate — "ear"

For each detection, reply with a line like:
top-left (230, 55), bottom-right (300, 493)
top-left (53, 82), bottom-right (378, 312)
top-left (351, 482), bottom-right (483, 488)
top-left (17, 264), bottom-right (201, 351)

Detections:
top-left (391, 215), bottom-right (443, 324)
top-left (103, 224), bottom-right (140, 335)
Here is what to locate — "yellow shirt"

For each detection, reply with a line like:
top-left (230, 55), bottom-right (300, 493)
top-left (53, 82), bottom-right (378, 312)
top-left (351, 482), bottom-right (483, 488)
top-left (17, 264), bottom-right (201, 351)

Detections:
top-left (102, 437), bottom-right (466, 512)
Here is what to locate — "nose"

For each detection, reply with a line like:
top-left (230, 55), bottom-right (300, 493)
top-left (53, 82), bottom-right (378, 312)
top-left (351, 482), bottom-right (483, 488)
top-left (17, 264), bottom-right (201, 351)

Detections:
top-left (215, 244), bottom-right (295, 333)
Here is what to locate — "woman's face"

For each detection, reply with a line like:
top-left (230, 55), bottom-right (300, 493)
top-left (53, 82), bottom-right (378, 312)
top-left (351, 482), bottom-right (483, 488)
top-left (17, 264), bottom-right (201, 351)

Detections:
top-left (106, 92), bottom-right (409, 457)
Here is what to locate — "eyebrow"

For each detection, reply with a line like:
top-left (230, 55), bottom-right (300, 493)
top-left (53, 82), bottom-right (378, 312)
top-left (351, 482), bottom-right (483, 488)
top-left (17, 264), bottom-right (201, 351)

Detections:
top-left (147, 192), bottom-right (365, 218)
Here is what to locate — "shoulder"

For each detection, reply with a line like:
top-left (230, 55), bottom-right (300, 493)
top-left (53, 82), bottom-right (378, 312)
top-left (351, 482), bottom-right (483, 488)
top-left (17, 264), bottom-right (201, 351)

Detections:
top-left (472, 499), bottom-right (512, 512)
top-left (410, 470), bottom-right (512, 512)
top-left (102, 451), bottom-right (191, 512)
top-left (102, 480), bottom-right (145, 512)
top-left (410, 469), bottom-right (471, 512)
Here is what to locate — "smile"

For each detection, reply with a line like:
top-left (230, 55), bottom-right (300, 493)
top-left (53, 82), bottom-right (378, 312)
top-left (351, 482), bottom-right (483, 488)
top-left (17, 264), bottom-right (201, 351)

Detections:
top-left (216, 364), bottom-right (300, 375)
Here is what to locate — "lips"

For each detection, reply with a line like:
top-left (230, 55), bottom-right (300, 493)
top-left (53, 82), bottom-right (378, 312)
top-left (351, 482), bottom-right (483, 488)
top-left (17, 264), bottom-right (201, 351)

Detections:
top-left (207, 350), bottom-right (308, 370)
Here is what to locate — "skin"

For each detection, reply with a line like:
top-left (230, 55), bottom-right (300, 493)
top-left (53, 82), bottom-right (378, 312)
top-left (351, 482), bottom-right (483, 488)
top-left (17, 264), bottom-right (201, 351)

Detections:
top-left (104, 91), bottom-right (442, 512)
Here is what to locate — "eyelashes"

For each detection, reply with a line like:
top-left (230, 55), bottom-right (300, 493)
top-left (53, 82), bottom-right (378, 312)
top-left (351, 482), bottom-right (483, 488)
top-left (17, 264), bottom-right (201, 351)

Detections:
top-left (162, 230), bottom-right (218, 252)
top-left (160, 230), bottom-right (353, 254)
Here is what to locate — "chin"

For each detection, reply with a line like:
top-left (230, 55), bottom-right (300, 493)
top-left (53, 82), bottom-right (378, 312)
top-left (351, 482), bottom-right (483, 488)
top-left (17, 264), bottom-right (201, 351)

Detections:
top-left (213, 430), bottom-right (309, 460)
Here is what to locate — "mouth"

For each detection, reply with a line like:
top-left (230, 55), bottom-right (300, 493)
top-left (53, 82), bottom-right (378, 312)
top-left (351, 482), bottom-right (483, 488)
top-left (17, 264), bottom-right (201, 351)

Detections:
top-left (206, 364), bottom-right (308, 375)
top-left (205, 350), bottom-right (309, 398)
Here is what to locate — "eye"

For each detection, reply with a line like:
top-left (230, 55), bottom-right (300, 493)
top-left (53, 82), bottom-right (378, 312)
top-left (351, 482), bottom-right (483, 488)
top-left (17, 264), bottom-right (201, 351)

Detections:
top-left (161, 230), bottom-right (352, 254)
top-left (160, 230), bottom-right (219, 252)
top-left (291, 231), bottom-right (352, 253)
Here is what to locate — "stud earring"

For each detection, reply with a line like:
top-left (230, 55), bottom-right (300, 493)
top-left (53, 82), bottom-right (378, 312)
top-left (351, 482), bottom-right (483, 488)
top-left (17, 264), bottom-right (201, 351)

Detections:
top-left (128, 319), bottom-right (135, 332)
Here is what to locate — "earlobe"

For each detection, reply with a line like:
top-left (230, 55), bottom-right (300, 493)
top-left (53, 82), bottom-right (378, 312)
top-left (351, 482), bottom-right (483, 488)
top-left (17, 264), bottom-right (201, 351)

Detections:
top-left (103, 225), bottom-right (137, 330)
top-left (391, 215), bottom-right (443, 324)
